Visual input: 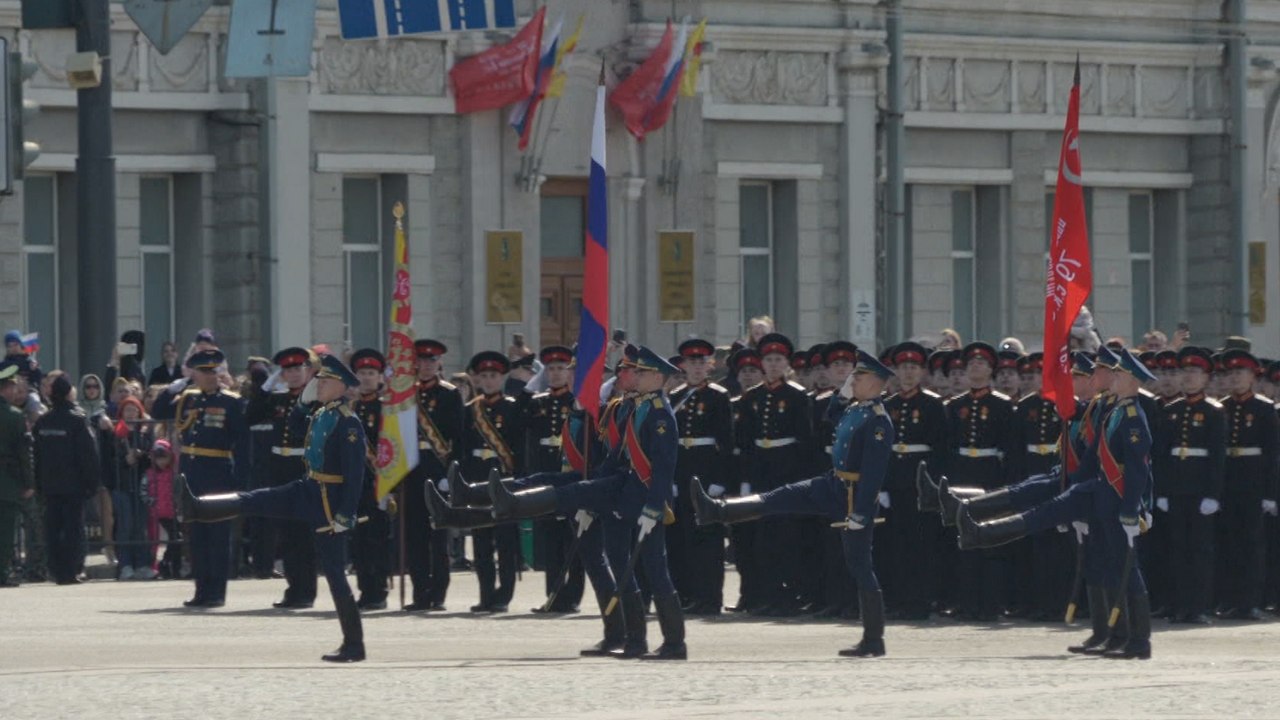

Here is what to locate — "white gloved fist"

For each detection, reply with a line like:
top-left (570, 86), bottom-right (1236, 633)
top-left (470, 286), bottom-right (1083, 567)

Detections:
top-left (331, 514), bottom-right (355, 534)
top-left (1071, 520), bottom-right (1089, 544)
top-left (262, 368), bottom-right (284, 393)
top-left (1263, 499), bottom-right (1278, 516)
top-left (1199, 497), bottom-right (1220, 516)
top-left (637, 513), bottom-right (659, 541)
top-left (1120, 517), bottom-right (1140, 547)
top-left (1156, 497), bottom-right (1169, 513)
top-left (166, 377), bottom-right (190, 393)
top-left (830, 514), bottom-right (867, 531)
top-left (708, 484), bottom-right (726, 498)
top-left (878, 491), bottom-right (891, 509)
top-left (299, 378), bottom-right (319, 405)
top-left (839, 372), bottom-right (855, 401)
top-left (740, 482), bottom-right (753, 496)
top-left (437, 477), bottom-right (449, 494)
top-left (574, 509), bottom-right (594, 534)
top-left (672, 483), bottom-right (678, 498)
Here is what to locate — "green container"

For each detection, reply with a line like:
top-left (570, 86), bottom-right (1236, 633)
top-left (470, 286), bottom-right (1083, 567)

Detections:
top-left (519, 519), bottom-right (534, 567)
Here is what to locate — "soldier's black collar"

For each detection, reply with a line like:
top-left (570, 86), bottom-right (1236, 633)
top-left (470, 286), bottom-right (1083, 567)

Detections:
top-left (550, 385), bottom-right (571, 396)
top-left (969, 386), bottom-right (991, 400)
top-left (419, 376), bottom-right (439, 390)
top-left (1232, 391), bottom-right (1255, 403)
top-left (1185, 392), bottom-right (1206, 404)
top-left (898, 386), bottom-right (920, 400)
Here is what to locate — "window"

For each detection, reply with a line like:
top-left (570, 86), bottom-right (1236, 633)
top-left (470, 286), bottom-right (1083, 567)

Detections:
top-left (540, 195), bottom-right (585, 258)
top-left (23, 176), bottom-right (58, 367)
top-left (951, 189), bottom-right (975, 343)
top-left (1129, 192), bottom-right (1154, 341)
top-left (140, 176), bottom-right (174, 369)
top-left (739, 182), bottom-right (773, 333)
top-left (342, 177), bottom-right (384, 352)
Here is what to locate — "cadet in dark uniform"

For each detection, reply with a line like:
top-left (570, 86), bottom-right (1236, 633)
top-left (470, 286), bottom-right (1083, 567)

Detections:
top-left (1215, 349), bottom-right (1279, 620)
top-left (151, 350), bottom-right (250, 608)
top-left (244, 347), bottom-right (317, 609)
top-left (693, 349), bottom-right (896, 657)
top-left (667, 339), bottom-right (734, 615)
top-left (993, 350), bottom-right (1023, 398)
top-left (350, 349), bottom-right (392, 611)
top-left (737, 333), bottom-right (813, 616)
top-left (797, 343), bottom-right (834, 613)
top-left (464, 351), bottom-right (527, 613)
top-left (405, 339), bottom-right (463, 612)
top-left (244, 357), bottom-right (278, 580)
top-left (184, 355), bottom-right (368, 662)
top-left (726, 349), bottom-right (764, 613)
top-left (1153, 346), bottom-right (1224, 624)
top-left (882, 342), bottom-right (947, 619)
top-left (525, 345), bottom-right (584, 614)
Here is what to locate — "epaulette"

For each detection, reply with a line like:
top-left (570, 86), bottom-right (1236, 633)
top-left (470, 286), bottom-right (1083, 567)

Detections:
top-left (921, 389), bottom-right (942, 400)
top-left (179, 387), bottom-right (202, 398)
top-left (1205, 397), bottom-right (1223, 409)
top-left (652, 396), bottom-right (665, 409)
top-left (706, 382), bottom-right (729, 395)
top-left (339, 404), bottom-right (355, 417)
top-left (991, 390), bottom-right (1011, 402)
top-left (1139, 388), bottom-right (1158, 400)
top-left (219, 388), bottom-right (241, 400)
top-left (438, 380), bottom-right (458, 391)
top-left (786, 380), bottom-right (806, 392)
top-left (669, 383), bottom-right (689, 396)
top-left (1126, 405), bottom-right (1138, 417)
top-left (814, 390), bottom-right (834, 402)
top-left (740, 382), bottom-right (763, 396)
top-left (532, 391), bottom-right (551, 401)
top-left (873, 403), bottom-right (888, 417)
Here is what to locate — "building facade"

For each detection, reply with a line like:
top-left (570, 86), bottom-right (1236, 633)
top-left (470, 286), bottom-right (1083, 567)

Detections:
top-left (2, 0), bottom-right (1279, 379)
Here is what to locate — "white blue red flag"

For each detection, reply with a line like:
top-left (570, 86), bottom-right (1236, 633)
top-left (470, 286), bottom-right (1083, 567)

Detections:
top-left (509, 15), bottom-right (561, 151)
top-left (640, 19), bottom-right (690, 134)
top-left (574, 75), bottom-right (609, 422)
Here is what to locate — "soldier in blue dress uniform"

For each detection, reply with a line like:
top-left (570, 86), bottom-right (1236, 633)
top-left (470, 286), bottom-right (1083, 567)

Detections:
top-left (151, 349), bottom-right (250, 608)
top-left (183, 354), bottom-right (368, 662)
top-left (692, 349), bottom-right (895, 657)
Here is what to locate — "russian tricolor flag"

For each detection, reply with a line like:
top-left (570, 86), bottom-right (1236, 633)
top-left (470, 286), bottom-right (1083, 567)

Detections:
top-left (574, 75), bottom-right (609, 422)
top-left (20, 332), bottom-right (39, 356)
top-left (640, 19), bottom-right (689, 136)
top-left (509, 17), bottom-right (561, 151)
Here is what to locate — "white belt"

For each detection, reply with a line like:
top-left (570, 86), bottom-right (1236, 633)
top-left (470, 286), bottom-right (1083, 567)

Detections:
top-left (1227, 447), bottom-right (1263, 458)
top-left (679, 437), bottom-right (717, 449)
top-left (271, 447), bottom-right (305, 457)
top-left (472, 449), bottom-right (498, 459)
top-left (538, 437), bottom-right (563, 448)
top-left (755, 437), bottom-right (796, 449)
top-left (893, 444), bottom-right (932, 454)
top-left (1172, 447), bottom-right (1209, 459)
top-left (957, 447), bottom-right (1001, 458)
top-left (1026, 443), bottom-right (1059, 455)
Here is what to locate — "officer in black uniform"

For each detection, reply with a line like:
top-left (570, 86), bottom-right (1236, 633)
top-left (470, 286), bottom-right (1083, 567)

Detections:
top-left (1154, 346), bottom-right (1225, 624)
top-left (882, 341), bottom-right (947, 619)
top-left (464, 351), bottom-right (527, 613)
top-left (667, 339), bottom-right (734, 615)
top-left (1216, 349), bottom-right (1279, 620)
top-left (244, 357), bottom-right (278, 580)
top-left (525, 345), bottom-right (584, 614)
top-left (725, 348), bottom-right (764, 613)
top-left (244, 347), bottom-right (318, 609)
top-left (738, 334), bottom-right (813, 615)
top-left (350, 349), bottom-right (392, 611)
top-left (797, 343), bottom-right (833, 613)
top-left (405, 339), bottom-right (463, 612)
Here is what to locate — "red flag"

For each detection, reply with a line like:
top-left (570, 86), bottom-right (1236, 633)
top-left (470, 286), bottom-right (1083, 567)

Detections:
top-left (1041, 60), bottom-right (1092, 421)
top-left (450, 7), bottom-right (545, 115)
top-left (608, 22), bottom-right (675, 140)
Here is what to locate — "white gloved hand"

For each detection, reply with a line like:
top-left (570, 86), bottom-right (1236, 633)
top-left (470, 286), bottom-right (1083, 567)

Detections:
top-left (708, 484), bottom-right (726, 498)
top-left (830, 514), bottom-right (867, 531)
top-left (1199, 497), bottom-right (1220, 516)
top-left (437, 476), bottom-right (449, 494)
top-left (672, 483), bottom-right (678, 498)
top-left (839, 372), bottom-right (855, 400)
top-left (1120, 518), bottom-right (1140, 547)
top-left (1142, 511), bottom-right (1154, 532)
top-left (1071, 520), bottom-right (1089, 544)
top-left (1156, 497), bottom-right (1169, 513)
top-left (331, 514), bottom-right (355, 534)
top-left (878, 491), bottom-right (891, 509)
top-left (166, 377), bottom-right (189, 393)
top-left (299, 378), bottom-right (319, 405)
top-left (574, 509), bottom-right (594, 534)
top-left (1056, 524), bottom-right (1069, 534)
top-left (1263, 499), bottom-right (1278, 516)
top-left (637, 513), bottom-right (659, 541)
top-left (740, 482), bottom-right (752, 496)
top-left (262, 368), bottom-right (284, 393)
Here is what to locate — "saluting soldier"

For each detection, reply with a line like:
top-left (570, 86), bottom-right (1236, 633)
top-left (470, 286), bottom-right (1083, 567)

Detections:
top-left (349, 349), bottom-right (392, 611)
top-left (464, 351), bottom-right (527, 613)
top-left (525, 345), bottom-right (584, 614)
top-left (151, 350), bottom-right (250, 608)
top-left (667, 339), bottom-right (734, 615)
top-left (405, 339), bottom-right (463, 612)
top-left (1154, 346), bottom-right (1225, 624)
top-left (245, 347), bottom-right (318, 609)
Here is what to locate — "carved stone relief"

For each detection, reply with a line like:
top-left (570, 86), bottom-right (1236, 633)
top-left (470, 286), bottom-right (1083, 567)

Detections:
top-left (1104, 64), bottom-right (1135, 116)
top-left (924, 57), bottom-right (954, 110)
top-left (902, 57), bottom-right (919, 111)
top-left (1194, 66), bottom-right (1225, 118)
top-left (1017, 61), bottom-right (1045, 113)
top-left (1142, 66), bottom-right (1188, 118)
top-left (710, 50), bottom-right (828, 106)
top-left (149, 34), bottom-right (209, 93)
top-left (1053, 62), bottom-right (1099, 114)
top-left (317, 38), bottom-right (446, 96)
top-left (963, 59), bottom-right (1010, 113)
top-left (28, 29), bottom-right (139, 91)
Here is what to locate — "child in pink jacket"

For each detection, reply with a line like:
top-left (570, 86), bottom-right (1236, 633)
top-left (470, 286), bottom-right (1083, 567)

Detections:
top-left (146, 440), bottom-right (180, 579)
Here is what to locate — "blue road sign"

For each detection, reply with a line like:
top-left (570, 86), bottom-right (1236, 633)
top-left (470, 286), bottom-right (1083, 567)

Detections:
top-left (338, 0), bottom-right (516, 40)
top-left (225, 0), bottom-right (316, 78)
top-left (125, 0), bottom-right (214, 56)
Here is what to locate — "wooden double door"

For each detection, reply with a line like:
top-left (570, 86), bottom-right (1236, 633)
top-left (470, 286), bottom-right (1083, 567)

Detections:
top-left (539, 178), bottom-right (587, 347)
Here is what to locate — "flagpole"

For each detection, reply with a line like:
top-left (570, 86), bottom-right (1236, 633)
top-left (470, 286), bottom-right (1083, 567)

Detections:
top-left (398, 483), bottom-right (406, 609)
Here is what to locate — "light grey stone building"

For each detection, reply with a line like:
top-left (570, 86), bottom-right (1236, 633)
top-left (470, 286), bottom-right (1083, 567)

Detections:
top-left (2, 0), bottom-right (1278, 379)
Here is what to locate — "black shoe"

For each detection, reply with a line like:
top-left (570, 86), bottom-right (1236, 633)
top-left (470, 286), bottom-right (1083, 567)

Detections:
top-left (489, 470), bottom-right (557, 521)
top-left (490, 604), bottom-right (509, 613)
top-left (425, 480), bottom-right (495, 530)
top-left (470, 603), bottom-right (493, 613)
top-left (403, 602), bottom-right (430, 613)
top-left (1082, 636), bottom-right (1126, 656)
top-left (1067, 633), bottom-right (1108, 654)
top-left (182, 597), bottom-right (207, 608)
top-left (360, 599), bottom-right (387, 612)
top-left (55, 577), bottom-right (84, 586)
top-left (838, 638), bottom-right (886, 657)
top-left (427, 601), bottom-right (447, 612)
top-left (957, 508), bottom-right (1028, 550)
top-left (321, 643), bottom-right (366, 663)
top-left (686, 602), bottom-right (721, 616)
top-left (640, 642), bottom-right (688, 660)
top-left (273, 599), bottom-right (315, 609)
top-left (580, 639), bottom-right (625, 657)
top-left (1103, 640), bottom-right (1151, 660)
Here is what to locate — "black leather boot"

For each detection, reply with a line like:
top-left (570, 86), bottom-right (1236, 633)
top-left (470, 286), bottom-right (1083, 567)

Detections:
top-left (1068, 586), bottom-right (1110, 654)
top-left (581, 588), bottom-right (627, 657)
top-left (322, 594), bottom-right (367, 662)
top-left (839, 589), bottom-right (886, 657)
top-left (445, 462), bottom-right (479, 509)
top-left (1085, 589), bottom-right (1129, 656)
top-left (957, 508), bottom-right (1028, 550)
top-left (184, 484), bottom-right (242, 523)
top-left (490, 468), bottom-right (558, 521)
top-left (962, 487), bottom-right (1015, 522)
top-left (916, 462), bottom-right (941, 513)
top-left (939, 479), bottom-right (985, 528)
top-left (641, 593), bottom-right (688, 661)
top-left (424, 480), bottom-right (495, 529)
top-left (1105, 591), bottom-right (1151, 660)
top-left (609, 592), bottom-right (649, 659)
top-left (691, 476), bottom-right (765, 526)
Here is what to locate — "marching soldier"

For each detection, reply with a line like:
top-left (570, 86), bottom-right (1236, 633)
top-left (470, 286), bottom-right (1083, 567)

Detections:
top-left (1154, 346), bottom-right (1225, 624)
top-left (525, 345), bottom-right (584, 614)
top-left (245, 347), bottom-right (317, 609)
top-left (184, 355), bottom-right (368, 662)
top-left (808, 342), bottom-right (857, 618)
top-left (350, 349), bottom-right (392, 611)
top-left (405, 339), bottom-right (463, 612)
top-left (151, 349), bottom-right (250, 608)
top-left (464, 351), bottom-right (527, 613)
top-left (667, 339), bottom-right (734, 615)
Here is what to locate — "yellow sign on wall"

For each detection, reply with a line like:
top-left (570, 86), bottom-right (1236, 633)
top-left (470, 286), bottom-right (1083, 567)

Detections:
top-left (1249, 241), bottom-right (1266, 325)
top-left (659, 231), bottom-right (695, 323)
top-left (486, 230), bottom-right (523, 324)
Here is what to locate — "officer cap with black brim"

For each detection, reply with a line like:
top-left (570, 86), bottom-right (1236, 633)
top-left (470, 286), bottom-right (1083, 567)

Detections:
top-left (634, 346), bottom-right (681, 376)
top-left (0, 362), bottom-right (18, 383)
top-left (350, 348), bottom-right (387, 374)
top-left (316, 353), bottom-right (360, 388)
top-left (852, 349), bottom-right (894, 381)
top-left (756, 333), bottom-right (794, 359)
top-left (414, 339), bottom-right (448, 359)
top-left (273, 346), bottom-right (314, 369)
top-left (1220, 348), bottom-right (1262, 374)
top-left (1177, 346), bottom-right (1214, 372)
top-left (539, 345), bottom-right (574, 366)
top-left (825, 341), bottom-right (858, 366)
top-left (1071, 351), bottom-right (1095, 377)
top-left (1095, 344), bottom-right (1122, 370)
top-left (468, 351), bottom-right (511, 375)
top-left (678, 338), bottom-right (716, 359)
top-left (962, 341), bottom-right (998, 367)
top-left (186, 349), bottom-right (225, 372)
top-left (1116, 347), bottom-right (1157, 384)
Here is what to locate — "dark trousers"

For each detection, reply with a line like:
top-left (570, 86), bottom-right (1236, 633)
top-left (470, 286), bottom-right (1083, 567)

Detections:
top-left (278, 518), bottom-right (316, 602)
top-left (1166, 494), bottom-right (1214, 617)
top-left (44, 494), bottom-right (85, 583)
top-left (247, 517), bottom-right (277, 577)
top-left (883, 482), bottom-right (931, 616)
top-left (755, 474), bottom-right (880, 591)
top-left (1219, 491), bottom-right (1265, 611)
top-left (555, 475), bottom-right (677, 598)
top-left (730, 523), bottom-right (760, 609)
top-left (184, 460), bottom-right (235, 602)
top-left (537, 517), bottom-right (584, 609)
top-left (667, 482), bottom-right (725, 607)
top-left (404, 470), bottom-right (451, 604)
top-left (0, 500), bottom-right (18, 578)
top-left (352, 507), bottom-right (391, 603)
top-left (473, 524), bottom-right (520, 608)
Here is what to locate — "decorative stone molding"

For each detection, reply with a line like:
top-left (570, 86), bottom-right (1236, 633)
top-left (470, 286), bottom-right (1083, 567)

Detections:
top-left (710, 50), bottom-right (828, 106)
top-left (1104, 64), bottom-right (1135, 116)
top-left (317, 38), bottom-right (446, 96)
top-left (1017, 61), bottom-right (1046, 113)
top-left (963, 59), bottom-right (1010, 113)
top-left (924, 57), bottom-right (955, 110)
top-left (28, 29), bottom-right (139, 91)
top-left (1142, 66), bottom-right (1188, 118)
top-left (149, 34), bottom-right (210, 93)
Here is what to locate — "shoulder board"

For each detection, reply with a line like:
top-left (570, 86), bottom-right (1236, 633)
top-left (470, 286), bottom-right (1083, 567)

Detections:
top-left (465, 397), bottom-right (480, 407)
top-left (219, 389), bottom-right (241, 399)
top-left (873, 403), bottom-right (888, 417)
top-left (707, 383), bottom-right (729, 395)
top-left (991, 390), bottom-right (1011, 402)
top-left (652, 397), bottom-right (665, 409)
top-left (670, 383), bottom-right (690, 396)
top-left (1139, 388), bottom-right (1158, 400)
top-left (179, 387), bottom-right (202, 398)
top-left (741, 382), bottom-right (764, 396)
top-left (438, 380), bottom-right (457, 391)
top-left (1126, 405), bottom-right (1138, 417)
top-left (815, 390), bottom-right (834, 402)
top-left (1205, 398), bottom-right (1223, 409)
top-left (531, 391), bottom-right (551, 400)
top-left (921, 389), bottom-right (942, 400)
top-left (786, 381), bottom-right (806, 392)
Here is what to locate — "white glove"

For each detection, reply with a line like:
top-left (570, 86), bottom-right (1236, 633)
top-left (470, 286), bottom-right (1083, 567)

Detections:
top-left (878, 491), bottom-right (891, 509)
top-left (740, 482), bottom-right (752, 496)
top-left (1056, 524), bottom-right (1069, 534)
top-left (331, 514), bottom-right (355, 534)
top-left (1263, 499), bottom-right (1278, 516)
top-left (262, 368), bottom-right (284, 393)
top-left (1071, 520), bottom-right (1089, 544)
top-left (166, 377), bottom-right (189, 393)
top-left (708, 483), bottom-right (726, 498)
top-left (437, 476), bottom-right (449, 494)
top-left (1142, 510), bottom-right (1154, 532)
top-left (1120, 519), bottom-right (1140, 547)
top-left (637, 513), bottom-right (658, 541)
top-left (574, 509), bottom-right (594, 534)
top-left (672, 483), bottom-right (678, 498)
top-left (839, 372), bottom-right (855, 400)
top-left (1156, 497), bottom-right (1169, 513)
top-left (830, 515), bottom-right (867, 531)
top-left (1199, 497), bottom-right (1220, 516)
top-left (299, 378), bottom-right (319, 405)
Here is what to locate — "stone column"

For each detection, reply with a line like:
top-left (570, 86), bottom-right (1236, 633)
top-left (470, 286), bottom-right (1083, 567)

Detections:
top-left (266, 77), bottom-right (312, 349)
top-left (837, 53), bottom-right (880, 347)
top-left (1009, 130), bottom-right (1047, 341)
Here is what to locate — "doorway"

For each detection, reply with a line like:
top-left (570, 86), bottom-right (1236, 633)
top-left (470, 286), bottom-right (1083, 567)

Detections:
top-left (540, 178), bottom-right (587, 347)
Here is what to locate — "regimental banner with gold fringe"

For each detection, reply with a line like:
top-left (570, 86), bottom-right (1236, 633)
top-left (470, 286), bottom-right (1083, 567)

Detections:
top-left (375, 203), bottom-right (420, 499)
